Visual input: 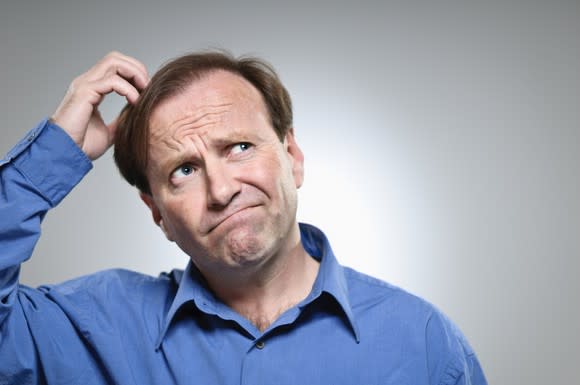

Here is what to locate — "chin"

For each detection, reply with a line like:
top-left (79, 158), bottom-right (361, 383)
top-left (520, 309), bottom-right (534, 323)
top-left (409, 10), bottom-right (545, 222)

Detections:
top-left (222, 226), bottom-right (272, 267)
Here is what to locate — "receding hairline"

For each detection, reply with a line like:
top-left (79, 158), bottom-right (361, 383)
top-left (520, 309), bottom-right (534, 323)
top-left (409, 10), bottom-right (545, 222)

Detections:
top-left (147, 69), bottom-right (274, 142)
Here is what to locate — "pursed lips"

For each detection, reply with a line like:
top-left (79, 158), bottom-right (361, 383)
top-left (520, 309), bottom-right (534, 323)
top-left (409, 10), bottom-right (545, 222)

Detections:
top-left (203, 204), bottom-right (261, 234)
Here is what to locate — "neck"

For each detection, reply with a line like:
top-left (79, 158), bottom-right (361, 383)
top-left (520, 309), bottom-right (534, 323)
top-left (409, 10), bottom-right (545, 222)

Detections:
top-left (199, 224), bottom-right (320, 332)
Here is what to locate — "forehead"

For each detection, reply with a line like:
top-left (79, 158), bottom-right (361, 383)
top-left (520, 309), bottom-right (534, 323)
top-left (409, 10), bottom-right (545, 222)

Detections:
top-left (148, 70), bottom-right (268, 139)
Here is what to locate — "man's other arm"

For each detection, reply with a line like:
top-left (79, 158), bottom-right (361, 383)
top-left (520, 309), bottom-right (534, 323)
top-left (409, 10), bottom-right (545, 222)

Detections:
top-left (0, 52), bottom-right (148, 381)
top-left (426, 309), bottom-right (488, 385)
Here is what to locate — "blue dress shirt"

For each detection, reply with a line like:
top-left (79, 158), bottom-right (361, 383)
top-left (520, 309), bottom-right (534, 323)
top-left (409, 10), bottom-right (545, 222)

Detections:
top-left (0, 119), bottom-right (487, 384)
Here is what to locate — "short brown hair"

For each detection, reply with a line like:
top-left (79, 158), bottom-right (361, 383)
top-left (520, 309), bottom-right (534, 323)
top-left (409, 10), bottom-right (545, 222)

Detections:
top-left (114, 51), bottom-right (293, 194)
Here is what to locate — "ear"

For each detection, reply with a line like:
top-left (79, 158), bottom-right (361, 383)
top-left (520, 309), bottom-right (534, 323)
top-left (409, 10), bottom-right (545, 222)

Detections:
top-left (284, 129), bottom-right (304, 188)
top-left (139, 192), bottom-right (173, 241)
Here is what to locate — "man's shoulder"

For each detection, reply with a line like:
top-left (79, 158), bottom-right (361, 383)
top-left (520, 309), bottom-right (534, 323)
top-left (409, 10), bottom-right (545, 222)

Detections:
top-left (37, 268), bottom-right (183, 306)
top-left (342, 266), bottom-right (469, 338)
top-left (342, 265), bottom-right (478, 360)
top-left (342, 266), bottom-right (436, 317)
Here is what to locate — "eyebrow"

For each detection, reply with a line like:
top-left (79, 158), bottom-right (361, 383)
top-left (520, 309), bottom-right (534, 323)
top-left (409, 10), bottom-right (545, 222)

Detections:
top-left (157, 146), bottom-right (200, 175)
top-left (154, 128), bottom-right (265, 175)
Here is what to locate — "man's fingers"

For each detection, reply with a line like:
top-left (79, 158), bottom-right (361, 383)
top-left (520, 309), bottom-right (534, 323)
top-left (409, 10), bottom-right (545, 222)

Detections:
top-left (88, 52), bottom-right (149, 91)
top-left (105, 62), bottom-right (149, 91)
top-left (51, 51), bottom-right (148, 161)
top-left (110, 51), bottom-right (149, 80)
top-left (92, 74), bottom-right (141, 105)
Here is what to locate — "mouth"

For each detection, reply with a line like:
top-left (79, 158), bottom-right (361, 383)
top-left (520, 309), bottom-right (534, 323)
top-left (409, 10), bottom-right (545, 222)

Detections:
top-left (205, 205), bottom-right (261, 234)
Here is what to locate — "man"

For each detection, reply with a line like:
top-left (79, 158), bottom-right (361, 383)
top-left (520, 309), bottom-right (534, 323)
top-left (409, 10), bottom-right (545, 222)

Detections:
top-left (0, 51), bottom-right (486, 384)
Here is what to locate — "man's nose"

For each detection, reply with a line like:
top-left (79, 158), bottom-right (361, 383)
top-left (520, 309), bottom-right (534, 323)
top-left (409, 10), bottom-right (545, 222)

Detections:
top-left (205, 160), bottom-right (241, 209)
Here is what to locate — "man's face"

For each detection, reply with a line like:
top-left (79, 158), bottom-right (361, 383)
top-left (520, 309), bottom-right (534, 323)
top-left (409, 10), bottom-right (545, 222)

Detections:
top-left (142, 70), bottom-right (304, 274)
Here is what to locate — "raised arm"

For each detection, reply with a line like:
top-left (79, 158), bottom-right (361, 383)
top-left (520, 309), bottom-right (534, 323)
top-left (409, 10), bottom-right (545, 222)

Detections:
top-left (0, 52), bottom-right (148, 380)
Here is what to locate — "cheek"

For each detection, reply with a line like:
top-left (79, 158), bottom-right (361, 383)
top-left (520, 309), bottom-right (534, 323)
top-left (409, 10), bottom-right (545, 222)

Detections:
top-left (243, 161), bottom-right (285, 199)
top-left (251, 157), bottom-right (297, 207)
top-left (159, 196), bottom-right (200, 234)
top-left (247, 149), bottom-right (287, 181)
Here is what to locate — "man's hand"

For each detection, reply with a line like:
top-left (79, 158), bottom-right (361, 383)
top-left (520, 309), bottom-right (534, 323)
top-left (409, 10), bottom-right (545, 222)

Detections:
top-left (51, 51), bottom-right (149, 161)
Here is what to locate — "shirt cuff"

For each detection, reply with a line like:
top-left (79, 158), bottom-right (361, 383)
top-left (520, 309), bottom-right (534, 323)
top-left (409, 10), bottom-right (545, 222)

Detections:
top-left (6, 118), bottom-right (93, 207)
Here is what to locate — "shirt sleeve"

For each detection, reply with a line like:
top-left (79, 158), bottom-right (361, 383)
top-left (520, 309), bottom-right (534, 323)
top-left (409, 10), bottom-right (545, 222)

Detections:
top-left (425, 310), bottom-right (488, 385)
top-left (0, 119), bottom-right (92, 381)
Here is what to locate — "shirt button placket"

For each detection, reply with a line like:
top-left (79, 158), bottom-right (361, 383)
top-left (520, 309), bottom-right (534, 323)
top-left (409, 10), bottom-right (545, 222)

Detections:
top-left (240, 339), bottom-right (267, 385)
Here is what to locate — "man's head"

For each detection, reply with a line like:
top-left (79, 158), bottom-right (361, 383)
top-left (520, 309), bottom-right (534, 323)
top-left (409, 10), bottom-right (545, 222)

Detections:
top-left (114, 51), bottom-right (294, 195)
top-left (114, 51), bottom-right (304, 275)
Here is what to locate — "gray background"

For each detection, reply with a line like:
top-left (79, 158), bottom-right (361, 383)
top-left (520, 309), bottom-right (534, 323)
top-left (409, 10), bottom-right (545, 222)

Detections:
top-left (1, 0), bottom-right (578, 384)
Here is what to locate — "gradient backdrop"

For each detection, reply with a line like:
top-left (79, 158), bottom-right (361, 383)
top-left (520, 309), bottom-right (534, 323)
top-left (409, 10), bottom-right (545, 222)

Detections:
top-left (1, 1), bottom-right (579, 384)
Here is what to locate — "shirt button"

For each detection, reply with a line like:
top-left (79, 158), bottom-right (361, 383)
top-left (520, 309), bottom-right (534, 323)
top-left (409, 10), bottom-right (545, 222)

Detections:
top-left (255, 340), bottom-right (265, 350)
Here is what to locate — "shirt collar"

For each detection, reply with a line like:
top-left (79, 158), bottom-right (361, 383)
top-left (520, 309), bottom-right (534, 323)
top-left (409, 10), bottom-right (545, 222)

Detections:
top-left (155, 223), bottom-right (360, 349)
top-left (154, 261), bottom-right (214, 350)
top-left (298, 223), bottom-right (361, 342)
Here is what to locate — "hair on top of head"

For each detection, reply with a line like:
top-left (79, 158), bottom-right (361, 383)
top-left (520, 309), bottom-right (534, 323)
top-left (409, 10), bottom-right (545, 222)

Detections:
top-left (113, 50), bottom-right (293, 195)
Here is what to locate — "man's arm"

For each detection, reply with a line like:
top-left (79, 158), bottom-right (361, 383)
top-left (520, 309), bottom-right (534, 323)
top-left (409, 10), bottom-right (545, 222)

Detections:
top-left (426, 310), bottom-right (488, 385)
top-left (0, 52), bottom-right (148, 380)
top-left (0, 120), bottom-right (91, 316)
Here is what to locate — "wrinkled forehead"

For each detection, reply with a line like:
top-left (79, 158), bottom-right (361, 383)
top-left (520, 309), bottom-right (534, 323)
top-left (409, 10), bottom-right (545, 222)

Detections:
top-left (147, 70), bottom-right (268, 143)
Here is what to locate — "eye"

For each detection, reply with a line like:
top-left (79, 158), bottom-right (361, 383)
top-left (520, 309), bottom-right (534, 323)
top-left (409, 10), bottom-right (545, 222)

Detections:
top-left (231, 142), bottom-right (252, 155)
top-left (171, 163), bottom-right (196, 179)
